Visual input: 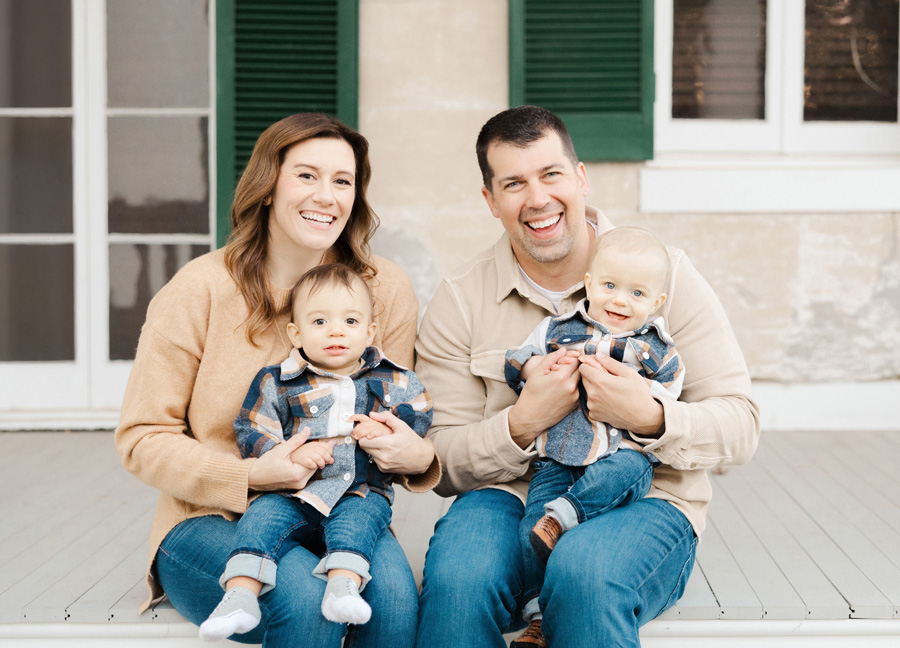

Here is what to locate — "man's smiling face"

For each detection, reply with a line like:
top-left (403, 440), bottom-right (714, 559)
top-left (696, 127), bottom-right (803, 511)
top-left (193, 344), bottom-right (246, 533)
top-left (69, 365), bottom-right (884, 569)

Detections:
top-left (481, 131), bottom-right (590, 267)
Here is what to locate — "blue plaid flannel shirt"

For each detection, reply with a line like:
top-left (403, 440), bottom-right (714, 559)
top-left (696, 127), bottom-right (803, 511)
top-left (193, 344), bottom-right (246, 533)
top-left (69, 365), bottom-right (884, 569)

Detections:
top-left (505, 299), bottom-right (684, 466)
top-left (234, 346), bottom-right (433, 515)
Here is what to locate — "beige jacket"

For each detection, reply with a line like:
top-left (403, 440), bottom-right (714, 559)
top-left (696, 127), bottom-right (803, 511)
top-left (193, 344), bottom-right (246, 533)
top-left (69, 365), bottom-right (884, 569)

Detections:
top-left (415, 207), bottom-right (759, 536)
top-left (115, 248), bottom-right (440, 612)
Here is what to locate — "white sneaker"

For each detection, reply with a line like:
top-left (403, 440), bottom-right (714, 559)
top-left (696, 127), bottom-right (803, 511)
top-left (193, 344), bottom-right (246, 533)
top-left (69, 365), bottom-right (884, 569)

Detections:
top-left (199, 587), bottom-right (261, 641)
top-left (320, 575), bottom-right (372, 625)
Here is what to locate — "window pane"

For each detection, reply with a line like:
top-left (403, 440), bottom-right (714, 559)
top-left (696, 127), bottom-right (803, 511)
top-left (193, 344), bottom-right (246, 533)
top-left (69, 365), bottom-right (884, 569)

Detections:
top-left (0, 117), bottom-right (73, 234)
top-left (672, 0), bottom-right (767, 119)
top-left (804, 0), bottom-right (899, 122)
top-left (108, 116), bottom-right (209, 235)
top-left (109, 243), bottom-right (209, 360)
top-left (0, 0), bottom-right (71, 108)
top-left (107, 0), bottom-right (209, 108)
top-left (0, 244), bottom-right (74, 361)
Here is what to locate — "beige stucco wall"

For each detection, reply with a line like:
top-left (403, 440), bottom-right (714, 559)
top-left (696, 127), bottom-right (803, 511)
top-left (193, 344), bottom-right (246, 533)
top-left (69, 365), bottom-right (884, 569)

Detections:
top-left (357, 0), bottom-right (900, 385)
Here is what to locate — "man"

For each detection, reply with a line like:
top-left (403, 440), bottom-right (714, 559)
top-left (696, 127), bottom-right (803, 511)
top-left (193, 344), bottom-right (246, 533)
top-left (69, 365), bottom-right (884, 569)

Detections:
top-left (414, 106), bottom-right (759, 648)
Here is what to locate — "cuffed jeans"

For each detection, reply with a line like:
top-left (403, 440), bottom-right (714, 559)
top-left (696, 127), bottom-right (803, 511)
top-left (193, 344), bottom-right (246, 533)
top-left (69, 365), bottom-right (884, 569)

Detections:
top-left (415, 488), bottom-right (696, 648)
top-left (221, 493), bottom-right (392, 594)
top-left (157, 512), bottom-right (417, 648)
top-left (520, 449), bottom-right (655, 609)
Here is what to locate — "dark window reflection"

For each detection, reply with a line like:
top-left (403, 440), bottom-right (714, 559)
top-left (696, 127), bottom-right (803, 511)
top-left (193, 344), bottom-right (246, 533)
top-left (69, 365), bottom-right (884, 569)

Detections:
top-left (107, 0), bottom-right (209, 109)
top-left (108, 243), bottom-right (209, 360)
top-left (804, 0), bottom-right (899, 122)
top-left (0, 0), bottom-right (71, 108)
top-left (0, 117), bottom-right (73, 234)
top-left (672, 0), bottom-right (767, 119)
top-left (107, 116), bottom-right (209, 235)
top-left (0, 244), bottom-right (74, 361)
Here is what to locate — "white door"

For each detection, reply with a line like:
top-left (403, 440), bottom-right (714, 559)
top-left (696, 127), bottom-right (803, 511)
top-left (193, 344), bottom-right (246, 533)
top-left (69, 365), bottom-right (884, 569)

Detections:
top-left (0, 0), bottom-right (214, 429)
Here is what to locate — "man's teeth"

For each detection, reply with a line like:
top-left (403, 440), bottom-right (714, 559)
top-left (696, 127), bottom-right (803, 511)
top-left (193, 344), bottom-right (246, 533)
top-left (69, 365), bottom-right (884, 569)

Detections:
top-left (301, 212), bottom-right (334, 224)
top-left (529, 214), bottom-right (561, 230)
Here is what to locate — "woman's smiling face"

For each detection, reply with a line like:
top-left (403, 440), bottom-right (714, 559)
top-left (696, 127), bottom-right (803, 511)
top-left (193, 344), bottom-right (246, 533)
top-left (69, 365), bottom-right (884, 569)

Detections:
top-left (267, 137), bottom-right (357, 259)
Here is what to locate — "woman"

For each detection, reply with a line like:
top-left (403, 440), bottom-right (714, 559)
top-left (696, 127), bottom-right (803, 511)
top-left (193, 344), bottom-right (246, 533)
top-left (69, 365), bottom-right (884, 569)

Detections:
top-left (115, 114), bottom-right (439, 647)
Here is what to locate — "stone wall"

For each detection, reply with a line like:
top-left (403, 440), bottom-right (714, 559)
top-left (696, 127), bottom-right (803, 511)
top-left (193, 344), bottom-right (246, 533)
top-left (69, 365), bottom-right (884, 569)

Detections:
top-left (357, 0), bottom-right (900, 386)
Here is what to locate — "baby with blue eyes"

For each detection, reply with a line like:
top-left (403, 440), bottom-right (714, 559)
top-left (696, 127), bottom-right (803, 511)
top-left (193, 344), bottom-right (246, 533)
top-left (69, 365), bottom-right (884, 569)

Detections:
top-left (504, 226), bottom-right (685, 647)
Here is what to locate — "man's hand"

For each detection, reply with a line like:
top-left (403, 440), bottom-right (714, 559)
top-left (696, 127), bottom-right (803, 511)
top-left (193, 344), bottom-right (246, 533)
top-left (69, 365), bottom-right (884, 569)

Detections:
top-left (578, 354), bottom-right (664, 438)
top-left (508, 348), bottom-right (580, 449)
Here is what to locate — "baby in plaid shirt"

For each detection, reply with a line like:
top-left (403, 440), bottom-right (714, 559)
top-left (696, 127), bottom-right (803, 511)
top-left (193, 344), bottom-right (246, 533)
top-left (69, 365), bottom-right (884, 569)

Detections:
top-left (505, 227), bottom-right (684, 647)
top-left (200, 264), bottom-right (431, 641)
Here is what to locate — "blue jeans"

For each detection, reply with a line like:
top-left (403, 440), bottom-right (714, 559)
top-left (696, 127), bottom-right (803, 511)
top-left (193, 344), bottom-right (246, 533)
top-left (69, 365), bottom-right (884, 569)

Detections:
top-left (157, 513), bottom-right (417, 648)
top-left (223, 493), bottom-right (392, 593)
top-left (520, 449), bottom-right (654, 608)
top-left (416, 488), bottom-right (696, 648)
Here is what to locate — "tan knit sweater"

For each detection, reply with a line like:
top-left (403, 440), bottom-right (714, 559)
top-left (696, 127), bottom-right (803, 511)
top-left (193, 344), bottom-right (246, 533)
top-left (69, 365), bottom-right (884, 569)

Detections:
top-left (115, 248), bottom-right (438, 612)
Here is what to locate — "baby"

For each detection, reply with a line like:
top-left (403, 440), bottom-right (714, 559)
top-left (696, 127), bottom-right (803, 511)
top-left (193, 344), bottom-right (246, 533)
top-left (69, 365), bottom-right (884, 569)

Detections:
top-left (199, 263), bottom-right (432, 641)
top-left (505, 227), bottom-right (684, 647)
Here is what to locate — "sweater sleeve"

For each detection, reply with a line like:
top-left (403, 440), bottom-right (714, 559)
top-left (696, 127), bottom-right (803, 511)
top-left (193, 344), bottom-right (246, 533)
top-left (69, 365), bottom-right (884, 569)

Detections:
top-left (371, 257), bottom-right (419, 368)
top-left (415, 279), bottom-right (535, 497)
top-left (114, 267), bottom-right (253, 514)
top-left (635, 253), bottom-right (760, 470)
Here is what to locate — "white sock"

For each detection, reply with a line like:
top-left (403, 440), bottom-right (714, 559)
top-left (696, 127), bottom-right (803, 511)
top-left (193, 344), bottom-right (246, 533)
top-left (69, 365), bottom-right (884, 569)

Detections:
top-left (199, 586), bottom-right (261, 641)
top-left (321, 575), bottom-right (371, 625)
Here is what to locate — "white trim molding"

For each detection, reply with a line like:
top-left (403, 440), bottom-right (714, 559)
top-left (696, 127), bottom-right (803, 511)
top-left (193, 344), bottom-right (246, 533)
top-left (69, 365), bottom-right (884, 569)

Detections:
top-left (640, 156), bottom-right (900, 213)
top-left (753, 380), bottom-right (900, 432)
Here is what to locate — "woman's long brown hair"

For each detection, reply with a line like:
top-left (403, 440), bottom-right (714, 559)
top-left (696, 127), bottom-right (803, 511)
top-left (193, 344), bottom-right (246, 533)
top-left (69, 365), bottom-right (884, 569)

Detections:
top-left (224, 114), bottom-right (379, 344)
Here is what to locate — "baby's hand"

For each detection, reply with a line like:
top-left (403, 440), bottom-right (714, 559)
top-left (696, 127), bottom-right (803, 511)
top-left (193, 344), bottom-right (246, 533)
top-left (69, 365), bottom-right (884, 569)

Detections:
top-left (289, 437), bottom-right (336, 471)
top-left (548, 349), bottom-right (581, 372)
top-left (350, 413), bottom-right (393, 440)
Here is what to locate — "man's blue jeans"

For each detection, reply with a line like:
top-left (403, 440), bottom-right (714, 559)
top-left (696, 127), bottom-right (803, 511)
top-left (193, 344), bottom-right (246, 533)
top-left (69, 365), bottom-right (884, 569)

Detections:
top-left (157, 512), bottom-right (417, 648)
top-left (416, 488), bottom-right (696, 648)
top-left (221, 493), bottom-right (392, 593)
top-left (520, 449), bottom-right (655, 611)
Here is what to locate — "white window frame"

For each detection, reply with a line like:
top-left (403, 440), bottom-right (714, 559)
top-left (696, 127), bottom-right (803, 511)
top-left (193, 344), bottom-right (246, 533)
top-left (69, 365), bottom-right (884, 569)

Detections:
top-left (641, 0), bottom-right (900, 214)
top-left (0, 0), bottom-right (217, 429)
top-left (0, 0), bottom-right (89, 423)
top-left (86, 0), bottom-right (217, 418)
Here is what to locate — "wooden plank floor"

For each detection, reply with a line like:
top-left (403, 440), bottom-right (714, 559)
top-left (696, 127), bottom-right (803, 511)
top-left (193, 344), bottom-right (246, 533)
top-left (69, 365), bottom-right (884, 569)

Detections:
top-left (1, 429), bottom-right (899, 630)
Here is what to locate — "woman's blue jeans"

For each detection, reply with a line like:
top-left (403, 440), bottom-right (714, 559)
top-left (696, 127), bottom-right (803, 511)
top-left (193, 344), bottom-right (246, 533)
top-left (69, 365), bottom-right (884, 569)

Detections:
top-left (157, 513), bottom-right (417, 648)
top-left (416, 488), bottom-right (696, 648)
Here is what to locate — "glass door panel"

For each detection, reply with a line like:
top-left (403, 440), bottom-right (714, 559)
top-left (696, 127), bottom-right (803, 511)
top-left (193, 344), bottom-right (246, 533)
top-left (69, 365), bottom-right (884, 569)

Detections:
top-left (0, 117), bottom-right (73, 235)
top-left (91, 0), bottom-right (212, 412)
top-left (108, 242), bottom-right (208, 360)
top-left (0, 0), bottom-right (85, 421)
top-left (0, 244), bottom-right (74, 361)
top-left (0, 0), bottom-right (72, 108)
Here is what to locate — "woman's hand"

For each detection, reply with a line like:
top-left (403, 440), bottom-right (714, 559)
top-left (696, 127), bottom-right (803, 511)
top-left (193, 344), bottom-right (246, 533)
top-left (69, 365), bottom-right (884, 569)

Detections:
top-left (355, 410), bottom-right (435, 475)
top-left (350, 413), bottom-right (393, 440)
top-left (247, 428), bottom-right (334, 491)
top-left (578, 354), bottom-right (664, 437)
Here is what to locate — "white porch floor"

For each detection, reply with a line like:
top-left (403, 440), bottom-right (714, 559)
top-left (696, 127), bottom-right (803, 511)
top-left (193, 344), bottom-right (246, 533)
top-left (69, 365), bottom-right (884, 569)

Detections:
top-left (1, 430), bottom-right (899, 646)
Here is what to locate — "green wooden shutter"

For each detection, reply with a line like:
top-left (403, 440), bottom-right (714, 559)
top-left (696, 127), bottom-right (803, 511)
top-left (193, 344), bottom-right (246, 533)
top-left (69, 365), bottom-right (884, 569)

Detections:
top-left (509, 0), bottom-right (654, 161)
top-left (216, 0), bottom-right (359, 247)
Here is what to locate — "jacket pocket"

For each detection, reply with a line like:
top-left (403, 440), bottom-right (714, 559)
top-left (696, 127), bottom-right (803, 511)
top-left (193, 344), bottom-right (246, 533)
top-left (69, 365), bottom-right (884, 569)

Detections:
top-left (288, 386), bottom-right (334, 419)
top-left (469, 350), bottom-right (507, 383)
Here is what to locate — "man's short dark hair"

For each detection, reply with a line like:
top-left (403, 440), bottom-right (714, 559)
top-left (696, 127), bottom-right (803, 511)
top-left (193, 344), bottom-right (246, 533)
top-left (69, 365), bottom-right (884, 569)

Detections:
top-left (476, 105), bottom-right (579, 189)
